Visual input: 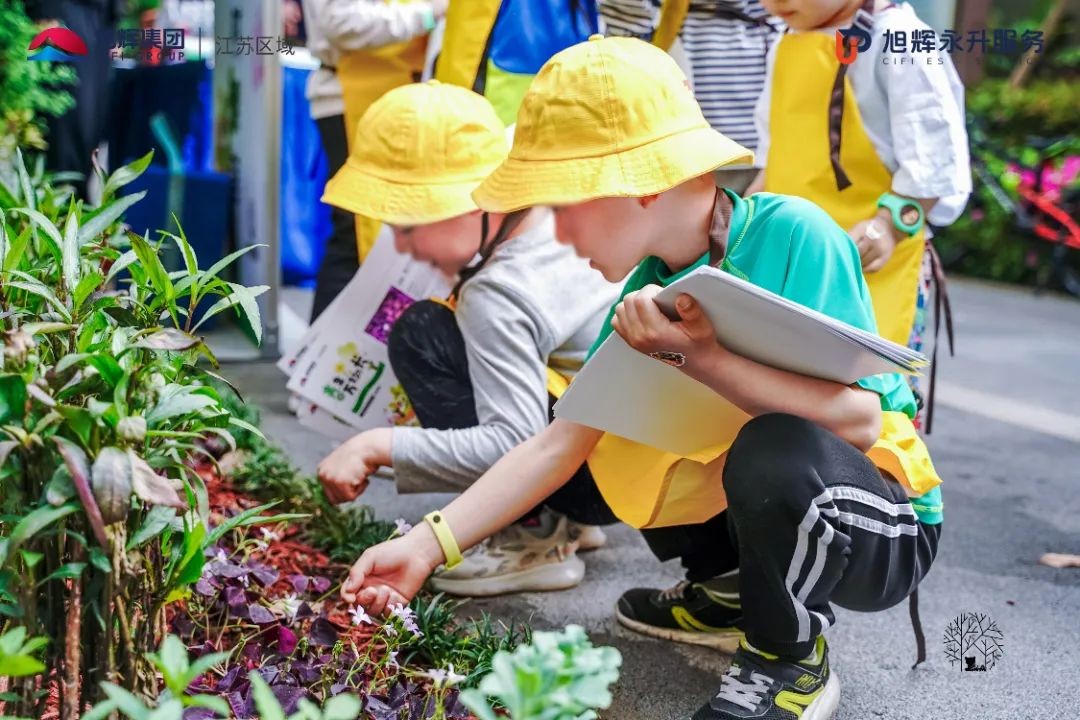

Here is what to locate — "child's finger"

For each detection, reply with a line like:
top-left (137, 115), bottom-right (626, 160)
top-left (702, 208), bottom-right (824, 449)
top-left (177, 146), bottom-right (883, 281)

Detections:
top-left (369, 585), bottom-right (391, 616)
top-left (675, 295), bottom-right (712, 340)
top-left (342, 550), bottom-right (375, 598)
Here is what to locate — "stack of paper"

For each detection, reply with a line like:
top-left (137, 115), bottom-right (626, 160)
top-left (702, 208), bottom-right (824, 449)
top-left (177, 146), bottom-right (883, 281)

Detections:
top-left (277, 229), bottom-right (451, 440)
top-left (553, 265), bottom-right (927, 457)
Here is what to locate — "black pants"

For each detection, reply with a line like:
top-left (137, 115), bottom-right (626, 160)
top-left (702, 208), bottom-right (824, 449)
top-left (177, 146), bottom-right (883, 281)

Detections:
top-left (387, 300), bottom-right (619, 526)
top-left (692, 413), bottom-right (940, 659)
top-left (310, 114), bottom-right (359, 322)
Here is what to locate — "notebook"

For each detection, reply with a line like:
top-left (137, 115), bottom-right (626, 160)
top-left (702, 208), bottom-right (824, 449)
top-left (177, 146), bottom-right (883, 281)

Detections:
top-left (553, 265), bottom-right (927, 456)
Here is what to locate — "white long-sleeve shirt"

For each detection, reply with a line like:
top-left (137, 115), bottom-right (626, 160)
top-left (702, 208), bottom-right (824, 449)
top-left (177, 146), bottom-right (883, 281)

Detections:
top-left (754, 2), bottom-right (971, 225)
top-left (303, 0), bottom-right (434, 119)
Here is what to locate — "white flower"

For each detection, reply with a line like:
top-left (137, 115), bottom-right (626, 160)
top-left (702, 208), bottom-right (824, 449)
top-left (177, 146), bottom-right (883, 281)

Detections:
top-left (349, 606), bottom-right (372, 626)
top-left (280, 593), bottom-right (302, 620)
top-left (394, 518), bottom-right (412, 535)
top-left (240, 573), bottom-right (250, 587)
top-left (423, 664), bottom-right (466, 689)
top-left (389, 603), bottom-right (422, 637)
top-left (214, 548), bottom-right (228, 564)
top-left (260, 527), bottom-right (282, 543)
top-left (387, 650), bottom-right (399, 667)
top-left (251, 539), bottom-right (268, 553)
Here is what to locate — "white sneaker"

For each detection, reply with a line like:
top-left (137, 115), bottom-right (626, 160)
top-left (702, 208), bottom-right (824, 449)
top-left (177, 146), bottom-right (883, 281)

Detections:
top-left (568, 521), bottom-right (607, 552)
top-left (429, 509), bottom-right (585, 597)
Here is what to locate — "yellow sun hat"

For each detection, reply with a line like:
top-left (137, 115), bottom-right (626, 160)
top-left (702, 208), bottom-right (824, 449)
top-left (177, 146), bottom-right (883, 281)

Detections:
top-left (322, 81), bottom-right (508, 226)
top-left (472, 35), bottom-right (755, 213)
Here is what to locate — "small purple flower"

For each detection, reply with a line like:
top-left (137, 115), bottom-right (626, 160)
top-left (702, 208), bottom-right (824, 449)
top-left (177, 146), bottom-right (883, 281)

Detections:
top-left (393, 518), bottom-right (412, 536)
top-left (350, 606), bottom-right (373, 626)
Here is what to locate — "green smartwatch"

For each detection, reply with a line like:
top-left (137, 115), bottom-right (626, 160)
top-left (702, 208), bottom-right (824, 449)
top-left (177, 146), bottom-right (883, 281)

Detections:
top-left (876, 192), bottom-right (925, 236)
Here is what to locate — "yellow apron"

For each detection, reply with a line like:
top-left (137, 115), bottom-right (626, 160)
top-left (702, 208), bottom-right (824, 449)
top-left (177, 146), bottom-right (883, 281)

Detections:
top-left (337, 8), bottom-right (428, 261)
top-left (764, 31), bottom-right (924, 347)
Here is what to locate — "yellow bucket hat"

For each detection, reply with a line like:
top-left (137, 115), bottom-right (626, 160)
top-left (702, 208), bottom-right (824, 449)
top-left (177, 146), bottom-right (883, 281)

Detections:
top-left (322, 81), bottom-right (507, 226)
top-left (472, 35), bottom-right (754, 213)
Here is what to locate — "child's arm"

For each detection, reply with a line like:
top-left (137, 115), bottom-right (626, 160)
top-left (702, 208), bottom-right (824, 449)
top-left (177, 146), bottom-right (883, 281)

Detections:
top-left (613, 289), bottom-right (882, 450)
top-left (850, 195), bottom-right (938, 272)
top-left (341, 419), bottom-right (603, 613)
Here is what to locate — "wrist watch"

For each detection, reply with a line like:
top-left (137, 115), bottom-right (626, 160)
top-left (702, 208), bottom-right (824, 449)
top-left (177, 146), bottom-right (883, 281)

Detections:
top-left (876, 192), bottom-right (925, 237)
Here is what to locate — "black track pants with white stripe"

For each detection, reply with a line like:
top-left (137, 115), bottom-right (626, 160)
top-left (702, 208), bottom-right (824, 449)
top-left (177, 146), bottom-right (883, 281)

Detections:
top-left (723, 413), bottom-right (942, 660)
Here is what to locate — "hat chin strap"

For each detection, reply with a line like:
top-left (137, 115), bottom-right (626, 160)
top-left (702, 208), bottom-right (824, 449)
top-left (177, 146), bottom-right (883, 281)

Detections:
top-left (449, 209), bottom-right (530, 301)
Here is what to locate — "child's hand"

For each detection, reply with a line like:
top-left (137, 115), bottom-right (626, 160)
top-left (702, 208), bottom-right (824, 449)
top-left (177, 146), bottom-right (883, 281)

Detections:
top-left (612, 285), bottom-right (717, 362)
top-left (850, 212), bottom-right (901, 273)
top-left (317, 428), bottom-right (392, 504)
top-left (341, 532), bottom-right (442, 614)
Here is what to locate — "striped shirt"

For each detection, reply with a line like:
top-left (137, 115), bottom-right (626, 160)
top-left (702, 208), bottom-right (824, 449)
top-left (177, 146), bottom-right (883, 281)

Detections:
top-left (599, 0), bottom-right (780, 156)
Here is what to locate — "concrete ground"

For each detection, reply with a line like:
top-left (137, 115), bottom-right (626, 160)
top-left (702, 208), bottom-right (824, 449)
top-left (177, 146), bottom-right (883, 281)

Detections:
top-left (222, 278), bottom-right (1080, 720)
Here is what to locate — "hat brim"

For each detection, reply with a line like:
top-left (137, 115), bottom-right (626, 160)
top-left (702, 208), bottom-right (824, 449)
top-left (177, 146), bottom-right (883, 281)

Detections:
top-left (322, 160), bottom-right (484, 226)
top-left (472, 126), bottom-right (755, 213)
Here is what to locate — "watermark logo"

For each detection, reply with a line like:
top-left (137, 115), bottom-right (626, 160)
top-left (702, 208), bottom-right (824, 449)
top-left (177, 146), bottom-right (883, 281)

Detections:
top-left (943, 611), bottom-right (1004, 671)
top-left (27, 27), bottom-right (88, 61)
top-left (834, 27), bottom-right (1045, 65)
top-left (835, 27), bottom-right (872, 65)
top-left (110, 28), bottom-right (295, 62)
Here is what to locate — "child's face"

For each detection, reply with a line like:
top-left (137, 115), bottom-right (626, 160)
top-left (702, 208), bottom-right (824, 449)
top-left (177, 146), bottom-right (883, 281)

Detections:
top-left (389, 211), bottom-right (483, 276)
top-left (760, 0), bottom-right (858, 31)
top-left (552, 198), bottom-right (649, 283)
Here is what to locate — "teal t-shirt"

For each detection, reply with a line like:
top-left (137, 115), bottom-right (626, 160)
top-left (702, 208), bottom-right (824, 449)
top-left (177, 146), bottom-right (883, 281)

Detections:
top-left (590, 190), bottom-right (941, 522)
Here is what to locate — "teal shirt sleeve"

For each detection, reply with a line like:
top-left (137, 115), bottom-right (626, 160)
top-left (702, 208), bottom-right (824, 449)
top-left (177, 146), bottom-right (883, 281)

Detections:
top-left (761, 199), bottom-right (919, 418)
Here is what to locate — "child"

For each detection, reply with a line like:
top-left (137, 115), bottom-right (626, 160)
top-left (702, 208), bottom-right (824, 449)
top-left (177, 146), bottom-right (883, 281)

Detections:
top-left (339, 37), bottom-right (943, 720)
top-left (316, 81), bottom-right (621, 598)
top-left (748, 0), bottom-right (970, 355)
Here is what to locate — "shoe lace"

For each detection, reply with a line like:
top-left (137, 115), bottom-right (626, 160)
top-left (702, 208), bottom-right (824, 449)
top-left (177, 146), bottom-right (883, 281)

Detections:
top-left (714, 666), bottom-right (773, 712)
top-left (658, 580), bottom-right (691, 602)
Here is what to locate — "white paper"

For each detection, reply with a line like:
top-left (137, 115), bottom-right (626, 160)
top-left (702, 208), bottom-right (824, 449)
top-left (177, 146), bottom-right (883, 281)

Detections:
top-left (554, 265), bottom-right (926, 457)
top-left (282, 231), bottom-right (451, 436)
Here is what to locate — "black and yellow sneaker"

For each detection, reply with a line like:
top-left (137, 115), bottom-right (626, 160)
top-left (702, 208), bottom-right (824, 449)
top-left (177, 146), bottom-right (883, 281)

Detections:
top-left (692, 636), bottom-right (840, 720)
top-left (615, 571), bottom-right (743, 651)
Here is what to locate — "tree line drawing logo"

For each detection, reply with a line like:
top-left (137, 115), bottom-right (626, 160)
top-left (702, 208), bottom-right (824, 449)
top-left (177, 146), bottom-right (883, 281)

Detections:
top-left (943, 612), bottom-right (1004, 672)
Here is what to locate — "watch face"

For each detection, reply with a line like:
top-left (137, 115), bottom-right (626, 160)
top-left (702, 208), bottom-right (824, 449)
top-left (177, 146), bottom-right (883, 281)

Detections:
top-left (900, 205), bottom-right (921, 226)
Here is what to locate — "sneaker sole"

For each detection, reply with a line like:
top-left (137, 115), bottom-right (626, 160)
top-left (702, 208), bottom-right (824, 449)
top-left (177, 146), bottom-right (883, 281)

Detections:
top-left (615, 606), bottom-right (743, 653)
top-left (803, 672), bottom-right (841, 720)
top-left (429, 555), bottom-right (586, 597)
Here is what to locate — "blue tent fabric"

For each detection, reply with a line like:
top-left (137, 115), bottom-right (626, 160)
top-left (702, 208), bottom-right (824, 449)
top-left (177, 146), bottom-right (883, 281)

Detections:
top-left (281, 64), bottom-right (333, 287)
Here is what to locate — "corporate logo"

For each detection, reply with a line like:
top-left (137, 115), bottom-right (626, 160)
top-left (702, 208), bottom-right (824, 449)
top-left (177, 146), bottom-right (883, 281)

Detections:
top-left (27, 26), bottom-right (88, 61)
top-left (835, 27), bottom-right (872, 65)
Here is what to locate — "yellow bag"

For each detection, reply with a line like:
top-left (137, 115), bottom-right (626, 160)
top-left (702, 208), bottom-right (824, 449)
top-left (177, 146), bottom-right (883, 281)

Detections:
top-left (546, 369), bottom-right (731, 529)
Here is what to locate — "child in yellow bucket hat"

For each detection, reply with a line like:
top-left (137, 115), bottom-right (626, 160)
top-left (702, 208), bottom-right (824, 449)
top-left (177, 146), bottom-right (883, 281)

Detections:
top-left (316, 80), bottom-right (622, 598)
top-left (340, 38), bottom-right (943, 720)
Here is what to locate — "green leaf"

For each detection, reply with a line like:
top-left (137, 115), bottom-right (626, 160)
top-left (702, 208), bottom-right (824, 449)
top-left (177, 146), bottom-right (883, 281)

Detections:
top-left (102, 151), bottom-right (154, 201)
top-left (44, 465), bottom-right (76, 506)
top-left (89, 547), bottom-right (112, 574)
top-left (459, 690), bottom-right (499, 720)
top-left (101, 682), bottom-right (151, 718)
top-left (129, 231), bottom-right (174, 304)
top-left (5, 503), bottom-right (79, 559)
top-left (19, 550), bottom-right (44, 570)
top-left (198, 244), bottom-right (263, 289)
top-left (104, 249), bottom-right (138, 287)
top-left (62, 206), bottom-right (80, 292)
top-left (320, 693), bottom-right (363, 720)
top-left (147, 389), bottom-right (217, 425)
top-left (15, 150), bottom-right (35, 210)
top-left (192, 284), bottom-right (268, 337)
top-left (10, 207), bottom-right (62, 253)
top-left (0, 655), bottom-right (46, 678)
top-left (3, 225), bottom-right (33, 271)
top-left (0, 439), bottom-right (18, 469)
top-left (78, 191), bottom-right (146, 246)
top-left (39, 562), bottom-right (87, 584)
top-left (170, 518), bottom-right (206, 588)
top-left (91, 446), bottom-right (134, 525)
top-left (135, 328), bottom-right (201, 352)
top-left (163, 224), bottom-right (198, 277)
top-left (249, 673), bottom-right (288, 720)
top-left (21, 321), bottom-right (74, 336)
top-left (0, 375), bottom-right (27, 424)
top-left (130, 450), bottom-right (185, 509)
top-left (56, 406), bottom-right (93, 446)
top-left (0, 626), bottom-right (26, 655)
top-left (155, 634), bottom-right (190, 696)
top-left (128, 506), bottom-right (177, 549)
top-left (5, 280), bottom-right (70, 320)
top-left (186, 694), bottom-right (231, 718)
top-left (73, 270), bottom-right (105, 312)
top-left (79, 699), bottom-right (120, 720)
top-left (87, 354), bottom-right (124, 388)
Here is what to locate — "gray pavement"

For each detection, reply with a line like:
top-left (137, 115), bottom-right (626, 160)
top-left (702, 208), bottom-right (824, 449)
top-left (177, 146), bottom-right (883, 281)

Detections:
top-left (223, 278), bottom-right (1080, 720)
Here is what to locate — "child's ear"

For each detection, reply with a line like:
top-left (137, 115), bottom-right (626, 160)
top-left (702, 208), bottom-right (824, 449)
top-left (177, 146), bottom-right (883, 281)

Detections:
top-left (638, 194), bottom-right (661, 209)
